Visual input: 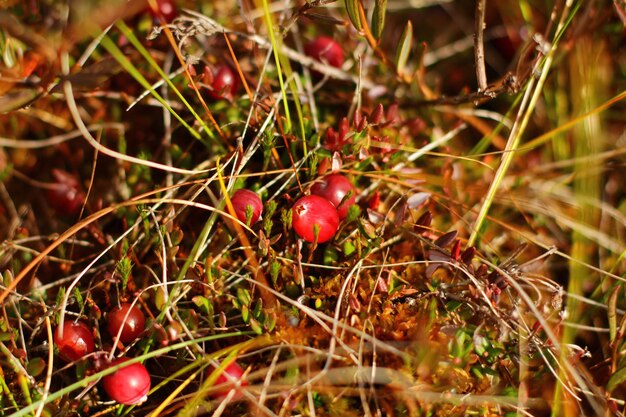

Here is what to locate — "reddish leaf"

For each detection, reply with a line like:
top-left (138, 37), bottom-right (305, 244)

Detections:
top-left (434, 230), bottom-right (457, 248)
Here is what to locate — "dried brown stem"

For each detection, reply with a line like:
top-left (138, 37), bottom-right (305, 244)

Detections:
top-left (474, 0), bottom-right (488, 92)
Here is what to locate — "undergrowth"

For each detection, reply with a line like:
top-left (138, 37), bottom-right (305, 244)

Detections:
top-left (0, 1), bottom-right (625, 416)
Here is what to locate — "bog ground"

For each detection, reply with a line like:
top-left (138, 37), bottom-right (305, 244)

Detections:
top-left (0, 1), bottom-right (625, 416)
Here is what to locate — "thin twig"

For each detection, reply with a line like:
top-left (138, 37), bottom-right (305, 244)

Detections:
top-left (615, 0), bottom-right (626, 26)
top-left (474, 0), bottom-right (488, 92)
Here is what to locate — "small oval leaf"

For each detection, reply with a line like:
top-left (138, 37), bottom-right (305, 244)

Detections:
top-left (460, 246), bottom-right (476, 265)
top-left (371, 0), bottom-right (387, 41)
top-left (344, 0), bottom-right (363, 31)
top-left (434, 230), bottom-right (458, 248)
top-left (26, 357), bottom-right (46, 377)
top-left (395, 21), bottom-right (413, 78)
top-left (407, 192), bottom-right (430, 209)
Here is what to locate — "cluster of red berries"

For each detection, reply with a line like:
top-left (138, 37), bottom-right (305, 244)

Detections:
top-left (54, 303), bottom-right (247, 405)
top-left (185, 35), bottom-right (343, 102)
top-left (54, 303), bottom-right (149, 405)
top-left (231, 173), bottom-right (356, 245)
top-left (137, 0), bottom-right (344, 104)
top-left (292, 174), bottom-right (357, 243)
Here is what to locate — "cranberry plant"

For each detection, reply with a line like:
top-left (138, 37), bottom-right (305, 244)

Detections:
top-left (0, 1), bottom-right (624, 417)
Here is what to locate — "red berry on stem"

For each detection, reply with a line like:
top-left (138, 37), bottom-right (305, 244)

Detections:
top-left (304, 36), bottom-right (344, 68)
top-left (103, 358), bottom-right (151, 405)
top-left (54, 321), bottom-right (95, 362)
top-left (107, 303), bottom-right (146, 344)
top-left (208, 361), bottom-right (247, 399)
top-left (310, 174), bottom-right (357, 219)
top-left (230, 189), bottom-right (263, 226)
top-left (205, 65), bottom-right (239, 100)
top-left (292, 195), bottom-right (339, 243)
top-left (47, 169), bottom-right (85, 216)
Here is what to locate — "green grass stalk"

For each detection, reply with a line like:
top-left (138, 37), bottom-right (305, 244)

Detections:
top-left (261, 0), bottom-right (292, 133)
top-left (553, 35), bottom-right (608, 416)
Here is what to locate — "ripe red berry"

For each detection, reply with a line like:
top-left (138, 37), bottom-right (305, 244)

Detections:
top-left (310, 174), bottom-right (356, 219)
top-left (304, 36), bottom-right (344, 69)
top-left (230, 189), bottom-right (263, 226)
top-left (103, 358), bottom-right (151, 405)
top-left (107, 303), bottom-right (146, 344)
top-left (54, 321), bottom-right (95, 362)
top-left (148, 0), bottom-right (177, 23)
top-left (204, 65), bottom-right (239, 101)
top-left (208, 361), bottom-right (247, 399)
top-left (292, 195), bottom-right (339, 243)
top-left (47, 169), bottom-right (85, 216)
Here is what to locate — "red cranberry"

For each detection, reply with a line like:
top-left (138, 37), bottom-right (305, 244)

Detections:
top-left (107, 303), bottom-right (146, 344)
top-left (208, 361), bottom-right (247, 399)
top-left (103, 358), bottom-right (151, 405)
top-left (230, 189), bottom-right (263, 226)
top-left (54, 321), bottom-right (95, 362)
top-left (47, 169), bottom-right (85, 216)
top-left (292, 195), bottom-right (339, 243)
top-left (311, 174), bottom-right (356, 219)
top-left (204, 65), bottom-right (239, 101)
top-left (148, 0), bottom-right (177, 23)
top-left (304, 36), bottom-right (344, 68)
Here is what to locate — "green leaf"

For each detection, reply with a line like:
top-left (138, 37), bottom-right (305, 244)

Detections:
top-left (192, 296), bottom-right (213, 316)
top-left (249, 318), bottom-right (263, 335)
top-left (270, 260), bottom-right (281, 285)
top-left (266, 314), bottom-right (276, 332)
top-left (361, 221), bottom-right (377, 239)
top-left (607, 364), bottom-right (626, 392)
top-left (170, 227), bottom-right (184, 246)
top-left (470, 366), bottom-right (484, 379)
top-left (343, 240), bottom-right (356, 256)
top-left (26, 357), bottom-right (46, 377)
top-left (371, 0), bottom-right (387, 40)
top-left (346, 202), bottom-right (361, 223)
top-left (281, 208), bottom-right (293, 230)
top-left (608, 285), bottom-right (619, 343)
top-left (241, 305), bottom-right (250, 323)
top-left (445, 300), bottom-right (463, 311)
top-left (395, 21), bottom-right (413, 78)
top-left (323, 246), bottom-right (339, 265)
top-left (344, 0), bottom-right (363, 31)
top-left (245, 204), bottom-right (254, 226)
top-left (73, 287), bottom-right (84, 310)
top-left (236, 287), bottom-right (251, 306)
top-left (0, 330), bottom-right (15, 342)
top-left (115, 256), bottom-right (133, 292)
top-left (252, 300), bottom-right (263, 318)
